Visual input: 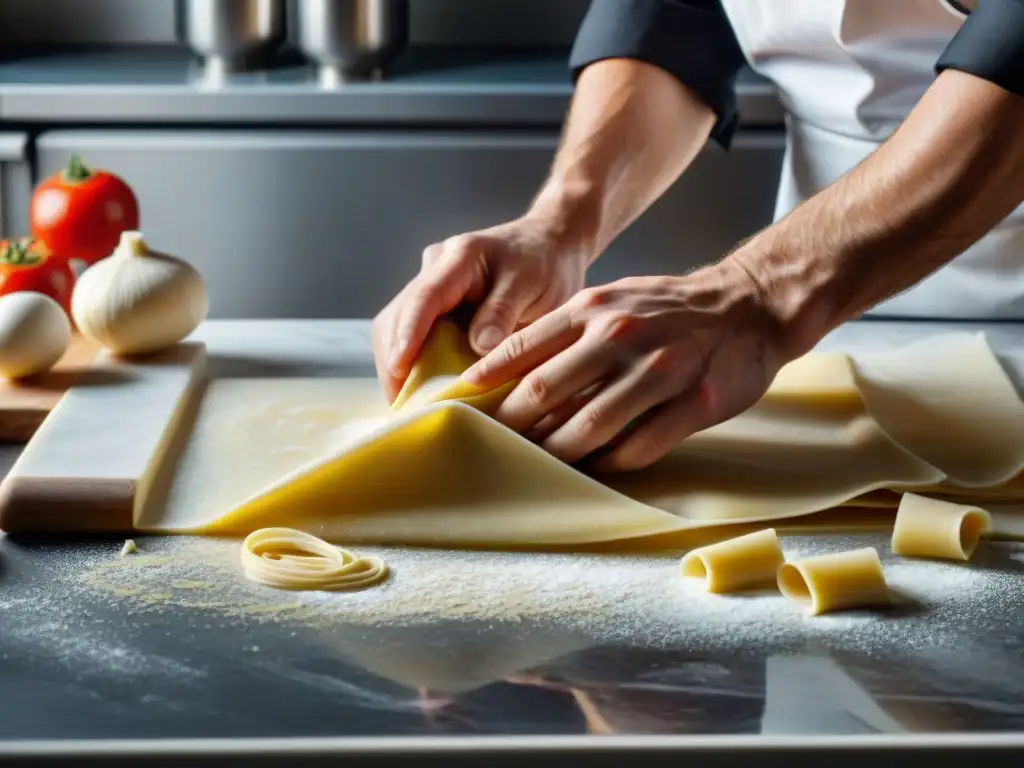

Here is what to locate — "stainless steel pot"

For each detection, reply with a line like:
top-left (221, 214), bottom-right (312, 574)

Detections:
top-left (178, 0), bottom-right (286, 77)
top-left (294, 0), bottom-right (409, 86)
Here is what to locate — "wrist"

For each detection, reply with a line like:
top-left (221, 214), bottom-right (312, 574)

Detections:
top-left (525, 179), bottom-right (605, 267)
top-left (726, 231), bottom-right (836, 362)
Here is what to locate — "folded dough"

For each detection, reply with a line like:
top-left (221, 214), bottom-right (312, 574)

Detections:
top-left (146, 322), bottom-right (1024, 550)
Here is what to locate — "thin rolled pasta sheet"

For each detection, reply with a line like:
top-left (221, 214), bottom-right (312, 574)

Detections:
top-left (764, 352), bottom-right (861, 408)
top-left (850, 334), bottom-right (1024, 488)
top-left (777, 547), bottom-right (890, 616)
top-left (679, 528), bottom-right (784, 593)
top-left (148, 321), bottom-right (1024, 550)
top-left (241, 527), bottom-right (388, 591)
top-left (391, 321), bottom-right (516, 415)
top-left (891, 493), bottom-right (992, 561)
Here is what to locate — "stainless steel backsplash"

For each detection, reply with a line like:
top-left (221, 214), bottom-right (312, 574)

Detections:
top-left (0, 0), bottom-right (589, 46)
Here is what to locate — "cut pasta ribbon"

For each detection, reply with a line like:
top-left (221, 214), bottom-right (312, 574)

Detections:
top-left (679, 528), bottom-right (784, 593)
top-left (777, 547), bottom-right (890, 616)
top-left (891, 493), bottom-right (992, 561)
top-left (241, 527), bottom-right (389, 591)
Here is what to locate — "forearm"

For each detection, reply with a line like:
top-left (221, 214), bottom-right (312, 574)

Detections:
top-left (528, 58), bottom-right (716, 262)
top-left (735, 70), bottom-right (1024, 359)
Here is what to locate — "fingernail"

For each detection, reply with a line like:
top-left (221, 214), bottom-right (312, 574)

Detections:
top-left (475, 325), bottom-right (503, 351)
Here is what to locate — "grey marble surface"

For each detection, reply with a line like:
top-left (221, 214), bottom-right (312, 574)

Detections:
top-left (0, 318), bottom-right (1023, 764)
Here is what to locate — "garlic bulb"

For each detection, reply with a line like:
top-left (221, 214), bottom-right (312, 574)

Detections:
top-left (71, 231), bottom-right (208, 355)
top-left (0, 292), bottom-right (71, 379)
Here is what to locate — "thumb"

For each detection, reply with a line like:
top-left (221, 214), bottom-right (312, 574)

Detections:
top-left (391, 258), bottom-right (477, 376)
top-left (469, 272), bottom-right (540, 355)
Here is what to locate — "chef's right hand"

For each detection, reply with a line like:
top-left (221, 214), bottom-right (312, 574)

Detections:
top-left (372, 215), bottom-right (593, 403)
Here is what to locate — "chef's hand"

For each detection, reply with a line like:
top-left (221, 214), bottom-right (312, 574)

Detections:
top-left (461, 258), bottom-right (786, 472)
top-left (372, 216), bottom-right (591, 402)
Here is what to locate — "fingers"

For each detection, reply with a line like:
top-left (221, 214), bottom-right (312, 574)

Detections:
top-left (595, 378), bottom-right (718, 472)
top-left (389, 239), bottom-right (484, 379)
top-left (468, 271), bottom-right (542, 355)
top-left (491, 332), bottom-right (611, 434)
top-left (463, 304), bottom-right (578, 386)
top-left (591, 327), bottom-right (774, 472)
top-left (372, 292), bottom-right (410, 403)
top-left (596, 336), bottom-right (756, 472)
top-left (372, 324), bottom-right (398, 402)
top-left (524, 387), bottom-right (599, 443)
top-left (542, 348), bottom-right (702, 464)
top-left (421, 242), bottom-right (443, 269)
top-left (374, 339), bottom-right (404, 404)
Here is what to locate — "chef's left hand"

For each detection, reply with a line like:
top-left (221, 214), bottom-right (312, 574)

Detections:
top-left (461, 258), bottom-right (788, 471)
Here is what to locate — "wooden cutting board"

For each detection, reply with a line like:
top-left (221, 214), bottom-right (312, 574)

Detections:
top-left (0, 334), bottom-right (99, 442)
top-left (0, 342), bottom-right (207, 534)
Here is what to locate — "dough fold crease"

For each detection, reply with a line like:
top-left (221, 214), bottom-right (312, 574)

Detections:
top-left (149, 322), bottom-right (1024, 549)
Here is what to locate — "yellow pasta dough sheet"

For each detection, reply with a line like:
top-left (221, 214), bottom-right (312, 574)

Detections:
top-left (139, 322), bottom-right (1024, 550)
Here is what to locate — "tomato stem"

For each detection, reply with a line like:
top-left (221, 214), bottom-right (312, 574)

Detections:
top-left (0, 238), bottom-right (42, 267)
top-left (62, 154), bottom-right (93, 184)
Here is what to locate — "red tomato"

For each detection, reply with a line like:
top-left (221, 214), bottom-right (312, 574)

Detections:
top-left (29, 155), bottom-right (139, 266)
top-left (0, 237), bottom-right (75, 316)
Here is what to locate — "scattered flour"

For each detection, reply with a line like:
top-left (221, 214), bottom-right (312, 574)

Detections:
top-left (24, 532), bottom-right (1023, 657)
top-left (0, 539), bottom-right (211, 683)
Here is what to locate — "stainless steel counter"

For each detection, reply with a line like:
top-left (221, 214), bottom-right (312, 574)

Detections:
top-left (0, 46), bottom-right (786, 320)
top-left (0, 318), bottom-right (1023, 765)
top-left (0, 46), bottom-right (784, 125)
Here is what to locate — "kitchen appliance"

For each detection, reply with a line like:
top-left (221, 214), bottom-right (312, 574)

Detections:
top-left (294, 0), bottom-right (409, 87)
top-left (177, 0), bottom-right (286, 79)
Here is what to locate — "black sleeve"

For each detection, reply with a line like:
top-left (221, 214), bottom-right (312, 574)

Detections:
top-left (936, 0), bottom-right (1024, 96)
top-left (568, 0), bottom-right (748, 149)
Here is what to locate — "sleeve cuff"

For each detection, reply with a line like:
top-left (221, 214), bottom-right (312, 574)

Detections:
top-left (936, 0), bottom-right (1024, 97)
top-left (568, 0), bottom-right (747, 149)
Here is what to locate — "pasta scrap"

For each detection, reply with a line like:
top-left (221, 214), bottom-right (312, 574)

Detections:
top-left (241, 527), bottom-right (388, 592)
top-left (891, 493), bottom-right (992, 561)
top-left (777, 547), bottom-right (890, 616)
top-left (679, 528), bottom-right (784, 593)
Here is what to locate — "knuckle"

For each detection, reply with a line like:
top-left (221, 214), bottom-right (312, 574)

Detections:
top-left (443, 234), bottom-right (479, 258)
top-left (608, 451), bottom-right (645, 473)
top-left (421, 243), bottom-right (443, 267)
top-left (495, 332), bottom-right (527, 366)
top-left (618, 436), bottom-right (667, 471)
top-left (484, 297), bottom-right (517, 323)
top-left (594, 312), bottom-right (641, 343)
top-left (574, 287), bottom-right (609, 312)
top-left (616, 276), bottom-right (646, 292)
top-left (644, 348), bottom-right (690, 385)
top-left (522, 373), bottom-right (551, 409)
top-left (645, 348), bottom-right (676, 373)
top-left (507, 331), bottom-right (529, 359)
top-left (577, 405), bottom-right (607, 439)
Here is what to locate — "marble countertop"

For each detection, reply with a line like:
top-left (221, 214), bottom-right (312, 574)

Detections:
top-left (0, 318), bottom-right (1023, 765)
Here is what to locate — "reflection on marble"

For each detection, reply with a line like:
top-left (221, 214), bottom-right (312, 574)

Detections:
top-left (1, 531), bottom-right (1024, 740)
top-left (2, 319), bottom-right (1024, 741)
